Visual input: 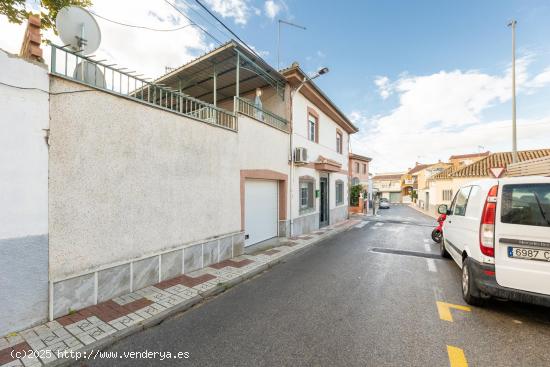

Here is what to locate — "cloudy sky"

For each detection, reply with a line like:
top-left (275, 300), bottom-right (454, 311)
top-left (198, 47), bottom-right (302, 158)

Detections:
top-left (1, 0), bottom-right (550, 173)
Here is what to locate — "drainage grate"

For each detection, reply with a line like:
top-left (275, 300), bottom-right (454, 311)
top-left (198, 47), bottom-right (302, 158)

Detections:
top-left (369, 247), bottom-right (445, 260)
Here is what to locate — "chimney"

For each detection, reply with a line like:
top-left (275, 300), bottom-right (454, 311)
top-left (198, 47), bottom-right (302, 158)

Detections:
top-left (19, 14), bottom-right (42, 61)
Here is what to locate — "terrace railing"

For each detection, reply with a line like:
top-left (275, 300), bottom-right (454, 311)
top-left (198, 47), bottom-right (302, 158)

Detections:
top-left (235, 96), bottom-right (289, 132)
top-left (49, 44), bottom-right (236, 131)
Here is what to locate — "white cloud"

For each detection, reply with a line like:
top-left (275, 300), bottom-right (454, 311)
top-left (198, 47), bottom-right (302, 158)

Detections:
top-left (528, 67), bottom-right (550, 88)
top-left (0, 0), bottom-right (210, 79)
top-left (352, 57), bottom-right (550, 173)
top-left (0, 17), bottom-right (26, 55)
top-left (204, 0), bottom-right (251, 25)
top-left (264, 0), bottom-right (281, 19)
top-left (250, 45), bottom-right (269, 58)
top-left (352, 113), bottom-right (550, 174)
top-left (374, 76), bottom-right (391, 99)
top-left (377, 56), bottom-right (540, 131)
top-left (92, 1), bottom-right (210, 78)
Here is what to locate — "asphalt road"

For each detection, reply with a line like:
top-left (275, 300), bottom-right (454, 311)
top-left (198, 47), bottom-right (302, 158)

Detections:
top-left (88, 205), bottom-right (550, 367)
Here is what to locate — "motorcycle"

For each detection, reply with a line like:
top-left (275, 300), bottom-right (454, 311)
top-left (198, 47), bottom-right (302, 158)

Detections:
top-left (431, 213), bottom-right (446, 243)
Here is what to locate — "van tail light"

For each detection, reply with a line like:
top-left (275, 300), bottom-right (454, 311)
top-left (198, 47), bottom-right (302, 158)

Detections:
top-left (479, 185), bottom-right (498, 257)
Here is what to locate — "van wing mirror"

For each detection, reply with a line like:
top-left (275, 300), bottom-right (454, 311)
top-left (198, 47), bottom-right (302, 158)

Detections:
top-left (437, 204), bottom-right (448, 215)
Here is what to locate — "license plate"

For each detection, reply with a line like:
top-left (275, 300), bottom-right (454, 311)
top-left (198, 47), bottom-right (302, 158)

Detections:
top-left (508, 246), bottom-right (550, 262)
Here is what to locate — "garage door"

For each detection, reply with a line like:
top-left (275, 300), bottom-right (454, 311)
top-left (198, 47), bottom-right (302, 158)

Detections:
top-left (244, 180), bottom-right (278, 247)
top-left (389, 192), bottom-right (401, 203)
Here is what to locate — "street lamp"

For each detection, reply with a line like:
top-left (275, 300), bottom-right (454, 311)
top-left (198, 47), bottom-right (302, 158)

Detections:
top-left (294, 67), bottom-right (330, 94)
top-left (508, 20), bottom-right (518, 163)
top-left (317, 67), bottom-right (329, 75)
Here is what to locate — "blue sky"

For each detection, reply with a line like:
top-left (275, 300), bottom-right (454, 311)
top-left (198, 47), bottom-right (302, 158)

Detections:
top-left (1, 0), bottom-right (549, 172)
top-left (224, 0), bottom-right (550, 171)
top-left (240, 0), bottom-right (550, 113)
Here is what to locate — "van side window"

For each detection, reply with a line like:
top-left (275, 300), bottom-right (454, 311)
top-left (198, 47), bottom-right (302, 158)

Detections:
top-left (449, 192), bottom-right (459, 213)
top-left (452, 186), bottom-right (472, 216)
top-left (501, 184), bottom-right (550, 227)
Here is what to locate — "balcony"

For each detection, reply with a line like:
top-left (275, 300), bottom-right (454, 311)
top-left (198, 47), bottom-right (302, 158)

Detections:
top-left (49, 41), bottom-right (290, 134)
top-left (49, 44), bottom-right (237, 131)
top-left (235, 96), bottom-right (289, 132)
top-left (153, 41), bottom-right (287, 132)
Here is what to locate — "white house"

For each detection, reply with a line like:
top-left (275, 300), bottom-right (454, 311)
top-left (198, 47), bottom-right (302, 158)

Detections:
top-left (372, 173), bottom-right (404, 203)
top-left (0, 36), bottom-right (359, 335)
top-left (282, 64), bottom-right (359, 236)
top-left (0, 49), bottom-right (49, 336)
top-left (425, 149), bottom-right (550, 216)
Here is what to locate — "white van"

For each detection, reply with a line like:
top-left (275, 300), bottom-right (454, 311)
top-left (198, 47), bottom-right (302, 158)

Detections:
top-left (438, 177), bottom-right (550, 306)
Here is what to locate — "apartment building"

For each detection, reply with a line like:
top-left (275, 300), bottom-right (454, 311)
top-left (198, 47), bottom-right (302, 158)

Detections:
top-left (372, 173), bottom-right (404, 203)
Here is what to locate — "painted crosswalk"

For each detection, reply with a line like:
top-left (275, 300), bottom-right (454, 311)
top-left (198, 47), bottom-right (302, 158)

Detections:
top-left (426, 258), bottom-right (437, 272)
top-left (354, 221), bottom-right (370, 229)
top-left (372, 222), bottom-right (385, 230)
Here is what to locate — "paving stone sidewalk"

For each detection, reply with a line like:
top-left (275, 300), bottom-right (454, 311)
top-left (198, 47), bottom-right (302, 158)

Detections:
top-left (0, 219), bottom-right (359, 367)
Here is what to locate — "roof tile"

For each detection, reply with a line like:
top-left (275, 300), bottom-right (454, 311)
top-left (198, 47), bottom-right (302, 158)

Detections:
top-left (430, 166), bottom-right (460, 180)
top-left (449, 151), bottom-right (490, 160)
top-left (452, 149), bottom-right (550, 177)
top-left (407, 164), bottom-right (431, 175)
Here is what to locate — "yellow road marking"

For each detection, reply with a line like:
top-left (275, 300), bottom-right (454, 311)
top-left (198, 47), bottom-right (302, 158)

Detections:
top-left (436, 301), bottom-right (471, 322)
top-left (447, 345), bottom-right (468, 367)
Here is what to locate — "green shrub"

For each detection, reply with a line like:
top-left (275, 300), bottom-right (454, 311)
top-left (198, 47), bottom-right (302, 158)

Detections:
top-left (350, 184), bottom-right (363, 206)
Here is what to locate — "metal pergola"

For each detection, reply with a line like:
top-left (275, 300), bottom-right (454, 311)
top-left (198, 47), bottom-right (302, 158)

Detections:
top-left (154, 41), bottom-right (287, 107)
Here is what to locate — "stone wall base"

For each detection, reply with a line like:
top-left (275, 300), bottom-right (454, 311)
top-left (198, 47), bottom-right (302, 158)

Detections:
top-left (291, 206), bottom-right (348, 237)
top-left (0, 234), bottom-right (48, 336)
top-left (330, 205), bottom-right (349, 225)
top-left (292, 212), bottom-right (319, 237)
top-left (51, 231), bottom-right (245, 319)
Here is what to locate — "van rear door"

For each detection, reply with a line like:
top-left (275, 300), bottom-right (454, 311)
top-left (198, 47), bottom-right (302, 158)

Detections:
top-left (495, 178), bottom-right (550, 295)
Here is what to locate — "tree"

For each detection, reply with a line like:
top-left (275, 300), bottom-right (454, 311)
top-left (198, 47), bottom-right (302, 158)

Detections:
top-left (350, 184), bottom-right (363, 207)
top-left (0, 0), bottom-right (92, 32)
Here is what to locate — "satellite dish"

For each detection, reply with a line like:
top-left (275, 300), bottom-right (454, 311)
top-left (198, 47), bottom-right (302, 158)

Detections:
top-left (56, 6), bottom-right (101, 54)
top-left (73, 61), bottom-right (105, 87)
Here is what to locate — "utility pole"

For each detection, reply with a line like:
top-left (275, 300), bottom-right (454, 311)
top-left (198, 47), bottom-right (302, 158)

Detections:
top-left (277, 19), bottom-right (306, 70)
top-left (508, 20), bottom-right (518, 163)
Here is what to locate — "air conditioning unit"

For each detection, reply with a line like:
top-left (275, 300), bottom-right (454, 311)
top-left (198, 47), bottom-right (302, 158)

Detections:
top-left (294, 147), bottom-right (308, 163)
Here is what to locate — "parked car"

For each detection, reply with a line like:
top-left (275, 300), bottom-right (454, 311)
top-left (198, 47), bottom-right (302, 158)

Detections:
top-left (379, 198), bottom-right (390, 209)
top-left (438, 176), bottom-right (550, 306)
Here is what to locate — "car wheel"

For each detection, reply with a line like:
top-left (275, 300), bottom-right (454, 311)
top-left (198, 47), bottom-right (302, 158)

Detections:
top-left (462, 258), bottom-right (484, 306)
top-left (440, 235), bottom-right (450, 258)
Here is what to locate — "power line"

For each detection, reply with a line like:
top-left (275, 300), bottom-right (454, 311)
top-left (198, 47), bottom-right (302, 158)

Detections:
top-left (0, 80), bottom-right (97, 95)
top-left (89, 10), bottom-right (194, 32)
top-left (194, 0), bottom-right (262, 59)
top-left (179, 0), bottom-right (231, 41)
top-left (163, 0), bottom-right (222, 44)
